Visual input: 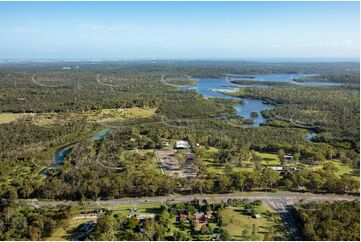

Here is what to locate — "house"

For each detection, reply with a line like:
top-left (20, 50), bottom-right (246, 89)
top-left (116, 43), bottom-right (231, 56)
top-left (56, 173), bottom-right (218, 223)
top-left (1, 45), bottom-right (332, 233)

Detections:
top-left (175, 140), bottom-right (190, 149)
top-left (188, 212), bottom-right (213, 228)
top-left (190, 214), bottom-right (199, 223)
top-left (137, 213), bottom-right (155, 220)
top-left (204, 211), bottom-right (213, 220)
top-left (177, 211), bottom-right (214, 230)
top-left (179, 213), bottom-right (188, 222)
top-left (127, 209), bottom-right (155, 220)
top-left (271, 166), bottom-right (284, 171)
top-left (72, 213), bottom-right (101, 220)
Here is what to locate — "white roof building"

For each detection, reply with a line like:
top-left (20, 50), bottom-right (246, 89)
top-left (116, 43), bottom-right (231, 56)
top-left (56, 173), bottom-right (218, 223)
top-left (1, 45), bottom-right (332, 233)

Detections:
top-left (175, 140), bottom-right (190, 149)
top-left (271, 166), bottom-right (284, 171)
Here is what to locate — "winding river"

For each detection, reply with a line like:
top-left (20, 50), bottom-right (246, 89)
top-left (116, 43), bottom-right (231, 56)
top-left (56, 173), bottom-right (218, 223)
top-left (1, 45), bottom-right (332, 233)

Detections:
top-left (42, 128), bottom-right (113, 176)
top-left (178, 73), bottom-right (340, 135)
top-left (45, 73), bottom-right (339, 175)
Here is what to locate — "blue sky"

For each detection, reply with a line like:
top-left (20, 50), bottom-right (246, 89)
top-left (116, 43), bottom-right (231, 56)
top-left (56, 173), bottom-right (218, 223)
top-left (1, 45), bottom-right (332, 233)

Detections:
top-left (0, 1), bottom-right (359, 60)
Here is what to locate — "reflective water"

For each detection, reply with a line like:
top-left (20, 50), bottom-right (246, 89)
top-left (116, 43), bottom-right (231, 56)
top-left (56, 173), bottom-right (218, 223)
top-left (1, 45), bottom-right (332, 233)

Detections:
top-left (179, 75), bottom-right (323, 135)
top-left (89, 128), bottom-right (113, 141)
top-left (43, 128), bottom-right (112, 176)
top-left (305, 130), bottom-right (317, 141)
top-left (178, 77), bottom-right (273, 127)
top-left (46, 73), bottom-right (326, 175)
top-left (229, 73), bottom-right (341, 86)
top-left (51, 146), bottom-right (72, 168)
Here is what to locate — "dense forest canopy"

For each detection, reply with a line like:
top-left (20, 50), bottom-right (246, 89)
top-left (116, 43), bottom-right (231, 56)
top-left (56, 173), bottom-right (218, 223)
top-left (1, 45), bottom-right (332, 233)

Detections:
top-left (293, 200), bottom-right (360, 241)
top-left (0, 60), bottom-right (359, 241)
top-left (0, 60), bottom-right (359, 201)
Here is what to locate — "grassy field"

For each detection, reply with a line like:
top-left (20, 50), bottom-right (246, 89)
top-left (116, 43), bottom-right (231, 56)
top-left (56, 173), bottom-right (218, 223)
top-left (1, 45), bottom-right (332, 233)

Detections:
top-left (0, 113), bottom-right (23, 124)
top-left (199, 147), bottom-right (280, 174)
top-left (32, 107), bottom-right (156, 126)
top-left (198, 146), bottom-right (224, 174)
top-left (1, 107), bottom-right (156, 126)
top-left (256, 152), bottom-right (281, 166)
top-left (220, 205), bottom-right (289, 241)
top-left (46, 218), bottom-right (96, 241)
top-left (119, 149), bottom-right (162, 174)
top-left (313, 160), bottom-right (357, 177)
top-left (47, 202), bottom-right (163, 239)
top-left (89, 107), bottom-right (156, 122)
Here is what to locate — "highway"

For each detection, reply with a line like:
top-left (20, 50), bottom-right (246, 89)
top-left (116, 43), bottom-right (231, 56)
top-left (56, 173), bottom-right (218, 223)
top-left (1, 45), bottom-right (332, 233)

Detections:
top-left (23, 191), bottom-right (358, 207)
top-left (23, 192), bottom-right (358, 240)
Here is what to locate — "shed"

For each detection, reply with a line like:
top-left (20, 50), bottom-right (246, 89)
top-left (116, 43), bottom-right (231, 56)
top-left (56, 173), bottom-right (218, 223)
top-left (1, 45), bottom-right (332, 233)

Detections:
top-left (175, 140), bottom-right (190, 149)
top-left (271, 166), bottom-right (284, 171)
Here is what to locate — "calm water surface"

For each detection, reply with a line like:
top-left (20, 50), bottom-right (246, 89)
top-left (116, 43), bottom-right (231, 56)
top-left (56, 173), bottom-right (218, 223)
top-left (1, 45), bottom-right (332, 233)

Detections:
top-left (178, 77), bottom-right (273, 127)
top-left (179, 74), bottom-right (330, 132)
top-left (229, 73), bottom-right (341, 86)
top-left (43, 128), bottom-right (113, 176)
top-left (47, 73), bottom-right (328, 174)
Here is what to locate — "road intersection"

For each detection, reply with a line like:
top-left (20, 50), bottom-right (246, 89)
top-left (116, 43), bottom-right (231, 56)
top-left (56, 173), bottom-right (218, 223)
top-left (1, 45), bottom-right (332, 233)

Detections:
top-left (23, 192), bottom-right (358, 240)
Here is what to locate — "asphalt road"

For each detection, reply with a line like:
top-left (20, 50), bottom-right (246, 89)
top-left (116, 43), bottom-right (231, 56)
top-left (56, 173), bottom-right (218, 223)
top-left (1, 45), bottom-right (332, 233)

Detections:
top-left (24, 191), bottom-right (358, 207)
top-left (271, 198), bottom-right (302, 240)
top-left (24, 192), bottom-right (358, 241)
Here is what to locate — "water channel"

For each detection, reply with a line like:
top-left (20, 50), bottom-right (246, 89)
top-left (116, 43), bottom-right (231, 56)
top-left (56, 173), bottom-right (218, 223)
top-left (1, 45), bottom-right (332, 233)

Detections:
top-left (46, 73), bottom-right (340, 173)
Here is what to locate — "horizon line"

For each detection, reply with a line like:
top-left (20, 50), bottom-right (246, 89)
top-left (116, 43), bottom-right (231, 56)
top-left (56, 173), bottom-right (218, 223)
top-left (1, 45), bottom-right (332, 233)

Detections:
top-left (0, 57), bottom-right (359, 62)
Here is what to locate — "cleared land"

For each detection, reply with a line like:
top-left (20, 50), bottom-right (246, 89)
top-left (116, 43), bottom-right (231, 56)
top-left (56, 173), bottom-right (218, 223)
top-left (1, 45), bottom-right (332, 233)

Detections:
top-left (220, 205), bottom-right (289, 240)
top-left (0, 107), bottom-right (156, 126)
top-left (0, 113), bottom-right (24, 124)
top-left (313, 160), bottom-right (358, 177)
top-left (156, 148), bottom-right (198, 178)
top-left (45, 218), bottom-right (96, 241)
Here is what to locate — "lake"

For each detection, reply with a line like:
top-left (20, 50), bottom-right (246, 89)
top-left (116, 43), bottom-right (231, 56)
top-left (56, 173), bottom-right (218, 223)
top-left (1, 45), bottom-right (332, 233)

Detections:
top-left (178, 73), bottom-right (328, 133)
top-left (178, 77), bottom-right (273, 127)
top-left (228, 73), bottom-right (341, 86)
top-left (45, 73), bottom-right (325, 176)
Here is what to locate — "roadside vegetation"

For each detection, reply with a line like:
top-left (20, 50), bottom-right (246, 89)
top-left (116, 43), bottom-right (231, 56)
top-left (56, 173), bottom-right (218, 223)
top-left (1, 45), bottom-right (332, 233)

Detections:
top-left (292, 200), bottom-right (360, 241)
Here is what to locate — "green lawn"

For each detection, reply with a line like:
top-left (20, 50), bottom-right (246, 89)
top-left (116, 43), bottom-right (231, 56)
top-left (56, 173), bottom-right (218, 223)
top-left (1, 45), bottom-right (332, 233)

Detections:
top-left (313, 160), bottom-right (356, 177)
top-left (256, 152), bottom-right (281, 166)
top-left (0, 113), bottom-right (22, 124)
top-left (198, 146), bottom-right (222, 174)
top-left (119, 149), bottom-right (162, 174)
top-left (200, 148), bottom-right (280, 174)
top-left (167, 212), bottom-right (219, 240)
top-left (220, 205), bottom-right (289, 241)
